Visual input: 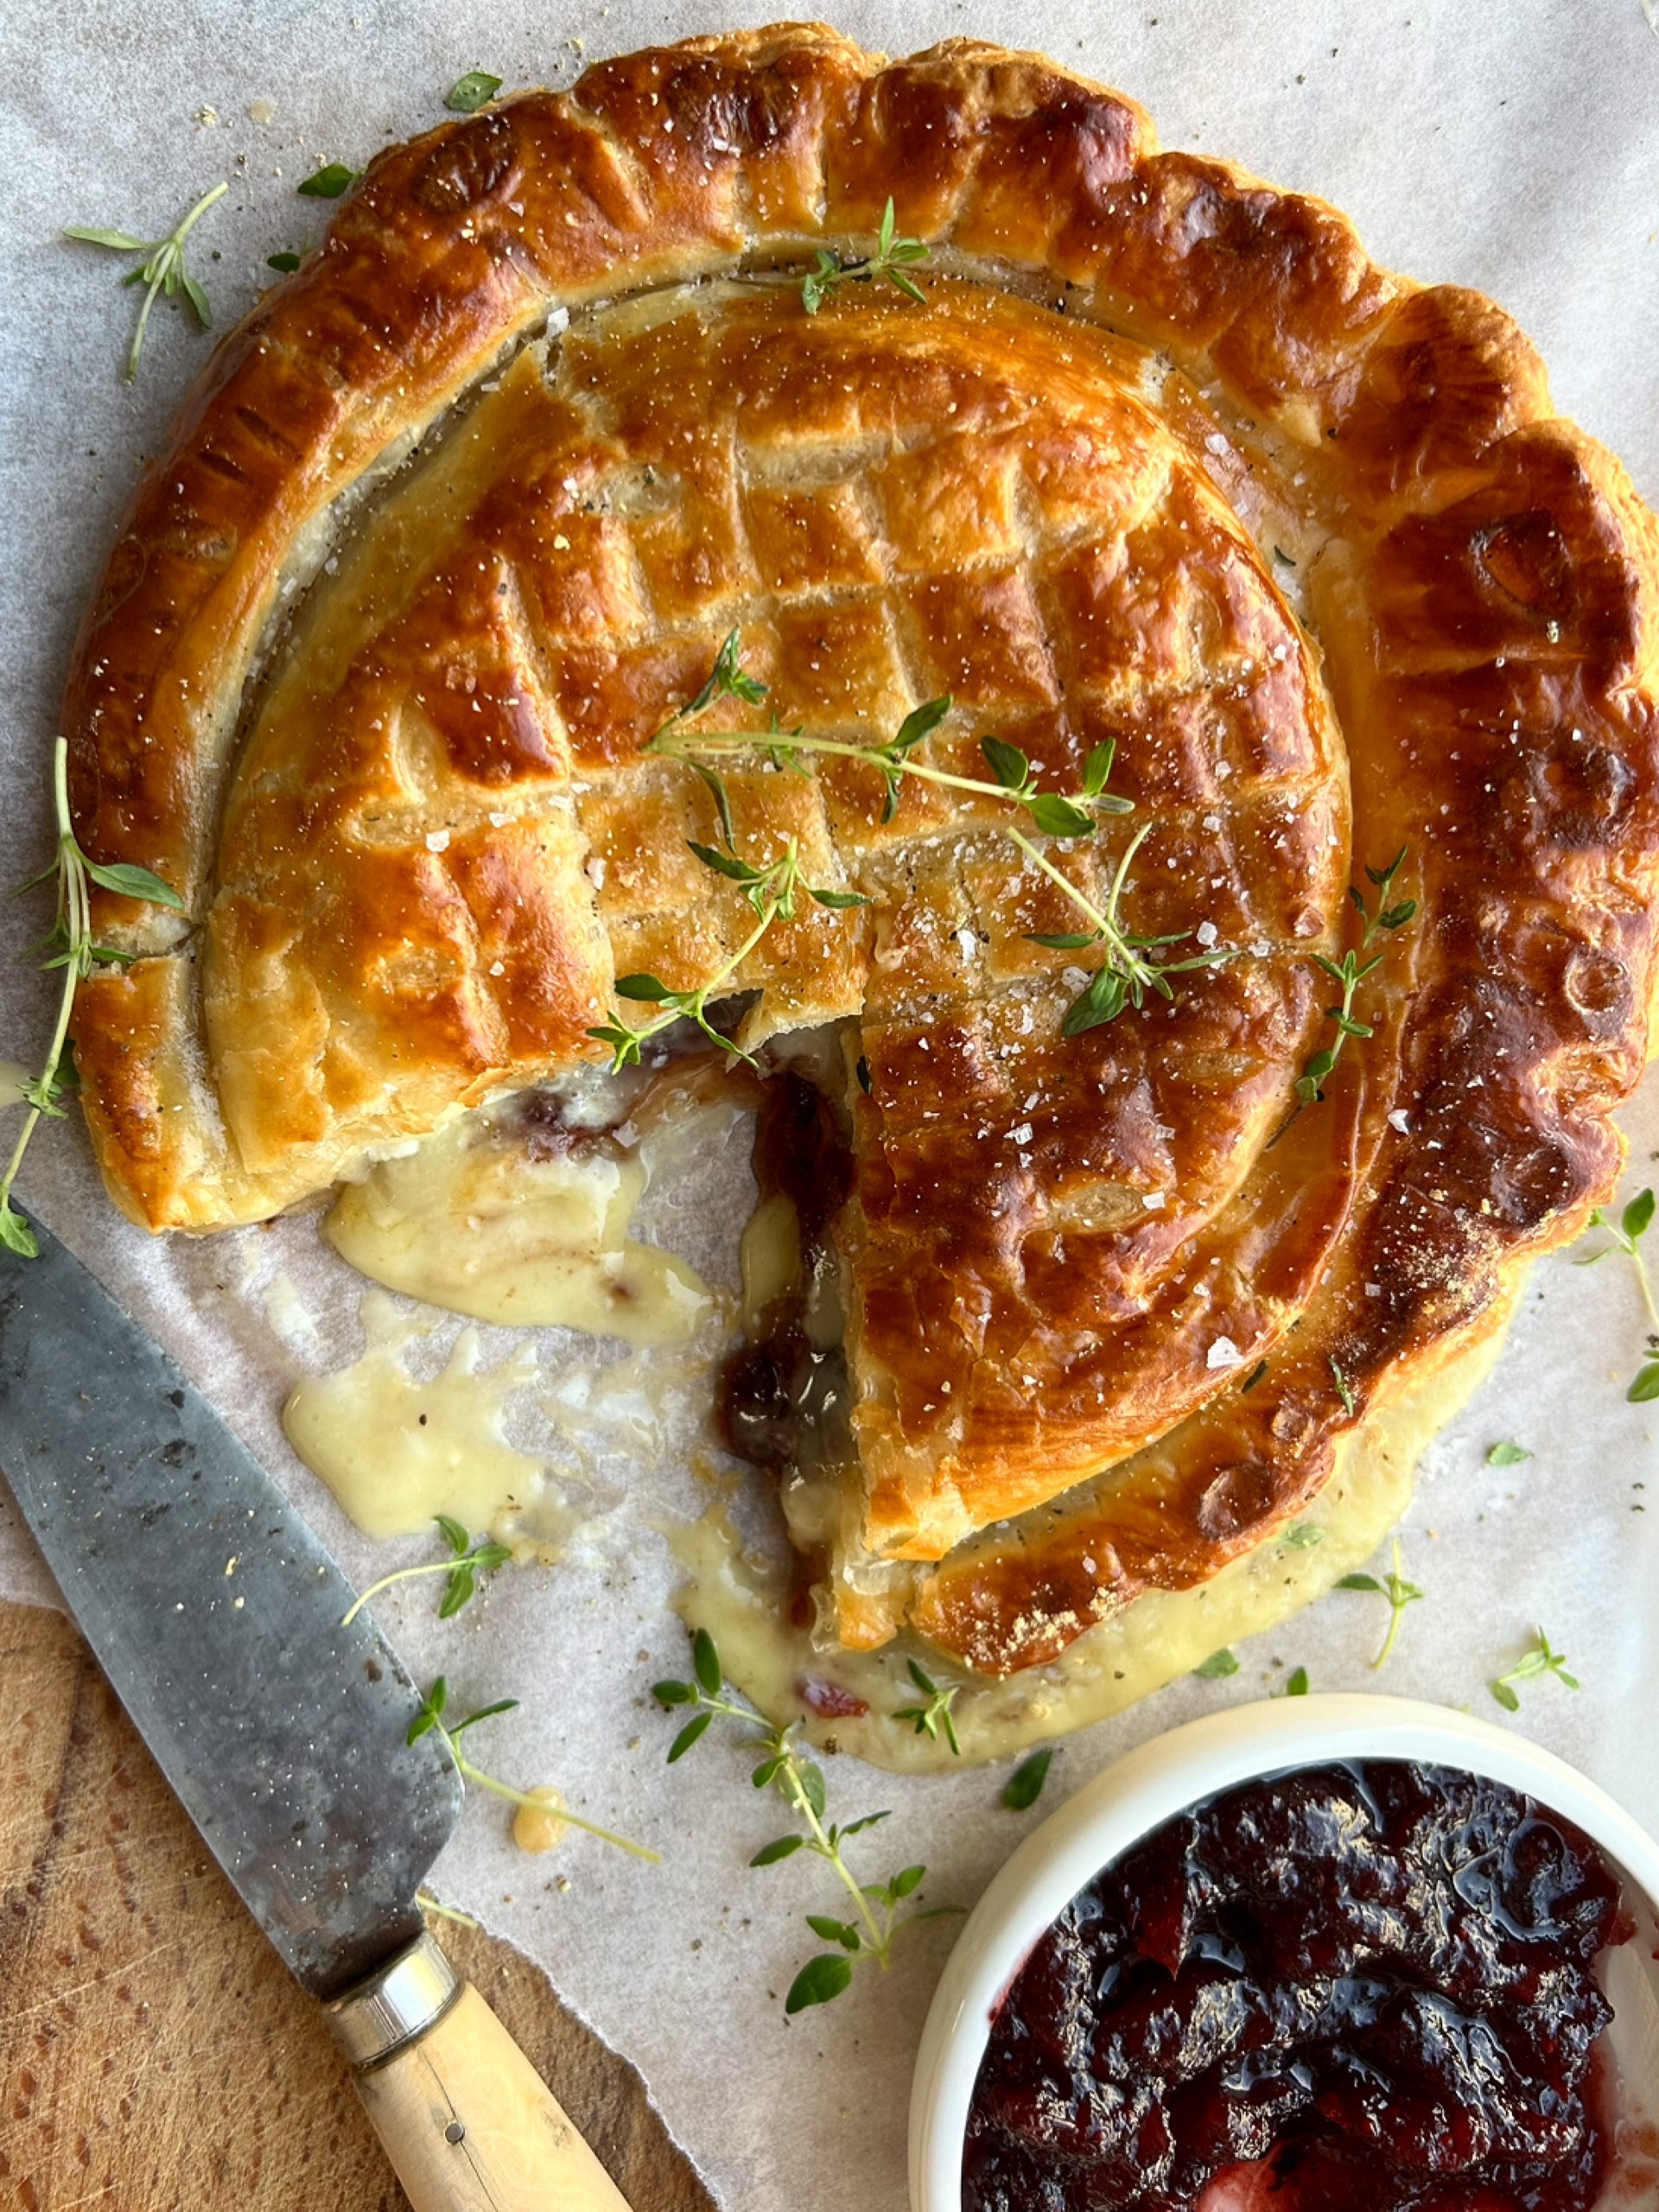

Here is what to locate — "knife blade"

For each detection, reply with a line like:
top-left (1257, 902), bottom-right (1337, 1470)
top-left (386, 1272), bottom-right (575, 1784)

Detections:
top-left (0, 1209), bottom-right (636, 2212)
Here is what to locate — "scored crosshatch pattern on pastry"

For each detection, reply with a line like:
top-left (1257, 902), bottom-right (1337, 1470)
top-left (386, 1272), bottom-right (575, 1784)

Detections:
top-left (200, 277), bottom-right (1353, 1596)
top-left (61, 29), bottom-right (1659, 1698)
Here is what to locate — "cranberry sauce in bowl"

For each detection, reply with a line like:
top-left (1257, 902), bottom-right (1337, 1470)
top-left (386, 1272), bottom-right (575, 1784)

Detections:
top-left (915, 1699), bottom-right (1659, 2212)
top-left (963, 1761), bottom-right (1634, 2212)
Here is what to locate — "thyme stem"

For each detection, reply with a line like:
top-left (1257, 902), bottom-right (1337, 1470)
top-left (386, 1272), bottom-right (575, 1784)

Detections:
top-left (340, 1559), bottom-right (453, 1627)
top-left (662, 726), bottom-right (1033, 810)
top-left (1, 738), bottom-right (184, 1256)
top-left (408, 1677), bottom-right (658, 1862)
top-left (449, 1750), bottom-right (660, 1861)
top-left (689, 1686), bottom-right (883, 1947)
top-left (591, 850), bottom-right (792, 1071)
top-left (654, 1632), bottom-right (957, 2009)
top-left (1009, 821), bottom-right (1152, 967)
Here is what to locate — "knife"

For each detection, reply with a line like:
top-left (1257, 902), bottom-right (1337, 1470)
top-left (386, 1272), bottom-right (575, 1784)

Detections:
top-left (0, 1208), bottom-right (638, 2212)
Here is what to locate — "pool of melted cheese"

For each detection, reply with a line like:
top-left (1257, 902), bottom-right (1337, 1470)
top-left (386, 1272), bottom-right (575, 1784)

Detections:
top-left (323, 1093), bottom-right (717, 1346)
top-left (281, 1065), bottom-right (1513, 1772)
top-left (283, 1073), bottom-right (745, 1541)
top-left (670, 1284), bottom-right (1521, 1772)
top-left (283, 1289), bottom-right (546, 1538)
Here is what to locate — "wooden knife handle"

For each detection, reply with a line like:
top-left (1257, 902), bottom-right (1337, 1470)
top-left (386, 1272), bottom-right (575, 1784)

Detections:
top-left (327, 1935), bottom-right (636, 2212)
top-left (355, 1981), bottom-right (635, 2212)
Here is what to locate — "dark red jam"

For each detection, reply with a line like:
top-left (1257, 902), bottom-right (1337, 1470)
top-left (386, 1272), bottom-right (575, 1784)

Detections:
top-left (964, 1763), bottom-right (1630, 2212)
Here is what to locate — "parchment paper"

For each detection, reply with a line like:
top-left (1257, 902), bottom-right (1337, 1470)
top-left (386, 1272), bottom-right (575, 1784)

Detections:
top-left (3, 6), bottom-right (1658, 2207)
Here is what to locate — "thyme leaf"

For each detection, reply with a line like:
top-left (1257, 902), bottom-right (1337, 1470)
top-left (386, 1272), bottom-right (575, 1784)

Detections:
top-left (66, 181), bottom-right (227, 380)
top-left (1193, 1649), bottom-right (1240, 1679)
top-left (446, 71), bottom-right (504, 111)
top-left (339, 1516), bottom-right (512, 1626)
top-left (653, 1629), bottom-right (958, 2011)
top-left (408, 1677), bottom-right (656, 1859)
top-left (801, 199), bottom-right (930, 313)
top-left (1338, 1537), bottom-right (1423, 1669)
top-left (1001, 1748), bottom-right (1053, 1811)
top-left (1, 739), bottom-right (184, 1257)
top-left (1489, 1627), bottom-right (1580, 1712)
top-left (298, 162), bottom-right (360, 198)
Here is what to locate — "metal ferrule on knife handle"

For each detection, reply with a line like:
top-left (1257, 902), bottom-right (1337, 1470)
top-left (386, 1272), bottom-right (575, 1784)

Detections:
top-left (329, 1933), bottom-right (636, 2212)
top-left (326, 1929), bottom-right (462, 2066)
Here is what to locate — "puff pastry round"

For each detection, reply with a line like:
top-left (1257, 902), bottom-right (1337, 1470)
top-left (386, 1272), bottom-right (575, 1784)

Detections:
top-left (64, 28), bottom-right (1659, 1683)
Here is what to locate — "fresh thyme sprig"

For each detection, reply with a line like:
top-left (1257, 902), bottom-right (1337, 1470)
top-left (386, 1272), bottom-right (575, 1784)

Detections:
top-left (645, 635), bottom-right (1232, 1033)
top-left (1489, 1627), bottom-right (1580, 1712)
top-left (1576, 1187), bottom-right (1659, 1399)
top-left (654, 1629), bottom-right (957, 2012)
top-left (802, 199), bottom-right (929, 314)
top-left (647, 669), bottom-right (1130, 835)
top-left (1279, 849), bottom-right (1416, 1136)
top-left (340, 1515), bottom-right (512, 1627)
top-left (1015, 822), bottom-right (1236, 1033)
top-left (1338, 1537), bottom-right (1423, 1669)
top-left (893, 1660), bottom-right (962, 1757)
top-left (65, 181), bottom-right (227, 382)
top-left (588, 639), bottom-right (866, 1070)
top-left (586, 836), bottom-right (862, 1072)
top-left (1, 738), bottom-right (185, 1259)
top-left (408, 1677), bottom-right (658, 1861)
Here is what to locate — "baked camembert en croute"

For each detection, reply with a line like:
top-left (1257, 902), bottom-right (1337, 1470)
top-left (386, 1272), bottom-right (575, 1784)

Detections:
top-left (60, 29), bottom-right (1659, 1762)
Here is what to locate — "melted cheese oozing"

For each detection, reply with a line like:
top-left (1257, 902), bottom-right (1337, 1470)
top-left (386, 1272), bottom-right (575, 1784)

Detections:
top-left (512, 1787), bottom-right (569, 1855)
top-left (324, 1108), bottom-right (709, 1346)
top-left (671, 1290), bottom-right (1519, 1772)
top-left (738, 1192), bottom-right (804, 1325)
top-left (283, 1290), bottom-right (545, 1538)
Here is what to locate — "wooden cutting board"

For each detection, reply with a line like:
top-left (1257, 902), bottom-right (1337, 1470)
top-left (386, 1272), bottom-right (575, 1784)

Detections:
top-left (0, 1598), bottom-right (714, 2211)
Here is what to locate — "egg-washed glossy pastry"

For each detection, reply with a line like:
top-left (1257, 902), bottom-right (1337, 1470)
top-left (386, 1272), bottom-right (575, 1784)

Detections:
top-left (65, 29), bottom-right (1659, 1723)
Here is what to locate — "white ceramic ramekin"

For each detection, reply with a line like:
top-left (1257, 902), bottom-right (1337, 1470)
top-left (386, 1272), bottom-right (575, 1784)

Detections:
top-left (909, 1694), bottom-right (1659, 2212)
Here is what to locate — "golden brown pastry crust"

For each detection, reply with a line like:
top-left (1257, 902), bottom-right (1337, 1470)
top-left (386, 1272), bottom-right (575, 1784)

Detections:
top-left (63, 27), bottom-right (1659, 1675)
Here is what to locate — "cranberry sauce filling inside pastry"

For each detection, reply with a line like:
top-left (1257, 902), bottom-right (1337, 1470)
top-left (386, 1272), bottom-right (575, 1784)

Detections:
top-left (61, 29), bottom-right (1659, 1764)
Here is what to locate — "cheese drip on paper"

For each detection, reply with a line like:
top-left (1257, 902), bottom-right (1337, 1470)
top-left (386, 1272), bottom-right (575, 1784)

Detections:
top-left (286, 1081), bottom-right (747, 1541)
top-left (283, 1291), bottom-right (545, 1538)
top-left (671, 1291), bottom-right (1519, 1772)
top-left (323, 1100), bottom-right (713, 1346)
